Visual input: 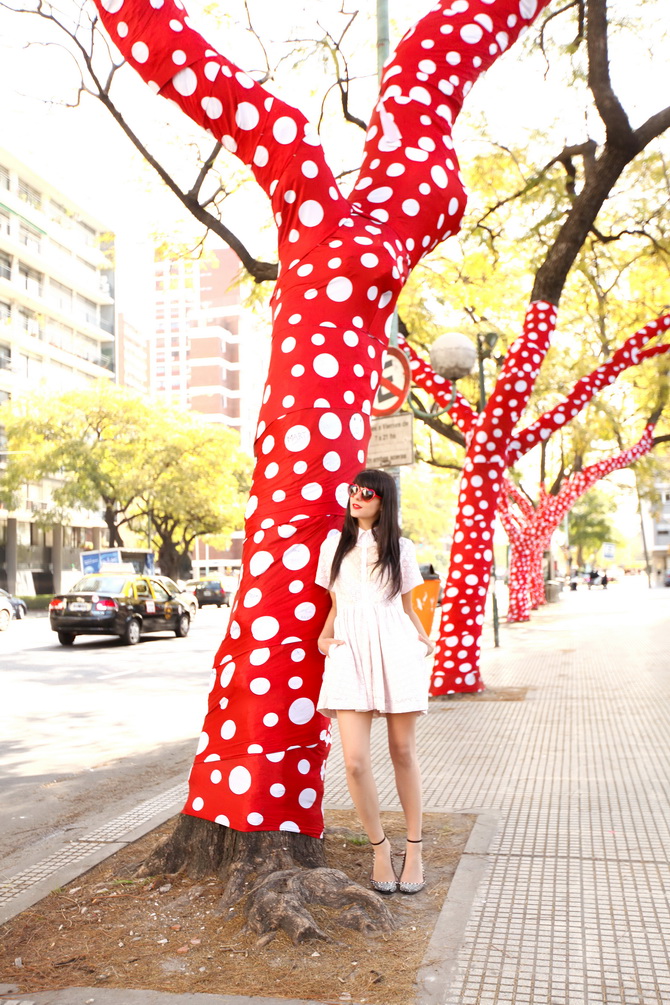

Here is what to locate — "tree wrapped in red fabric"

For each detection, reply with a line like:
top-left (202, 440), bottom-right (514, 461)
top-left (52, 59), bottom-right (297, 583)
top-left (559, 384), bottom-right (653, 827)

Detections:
top-left (87, 0), bottom-right (552, 922)
top-left (400, 311), bottom-right (669, 688)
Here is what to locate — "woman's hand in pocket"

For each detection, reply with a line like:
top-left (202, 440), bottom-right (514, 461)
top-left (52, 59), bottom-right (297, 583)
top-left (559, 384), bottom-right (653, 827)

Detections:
top-left (318, 638), bottom-right (345, 657)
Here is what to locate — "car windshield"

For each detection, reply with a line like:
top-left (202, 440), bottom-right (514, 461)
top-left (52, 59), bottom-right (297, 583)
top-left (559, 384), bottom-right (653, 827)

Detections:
top-left (71, 576), bottom-right (129, 595)
top-left (160, 578), bottom-right (180, 593)
top-left (201, 580), bottom-right (221, 588)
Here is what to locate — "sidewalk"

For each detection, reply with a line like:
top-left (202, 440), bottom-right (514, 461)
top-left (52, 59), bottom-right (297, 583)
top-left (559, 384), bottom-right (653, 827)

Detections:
top-left (2, 579), bottom-right (669, 1004)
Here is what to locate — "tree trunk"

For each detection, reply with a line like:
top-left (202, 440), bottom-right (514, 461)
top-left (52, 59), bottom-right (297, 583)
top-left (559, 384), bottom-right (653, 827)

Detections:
top-left (139, 814), bottom-right (394, 943)
top-left (506, 541), bottom-right (532, 622)
top-left (104, 504), bottom-right (123, 548)
top-left (157, 536), bottom-right (181, 579)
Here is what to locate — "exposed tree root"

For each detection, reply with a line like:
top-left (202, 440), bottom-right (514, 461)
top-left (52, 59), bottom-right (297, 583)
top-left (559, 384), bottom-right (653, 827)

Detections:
top-left (139, 813), bottom-right (394, 943)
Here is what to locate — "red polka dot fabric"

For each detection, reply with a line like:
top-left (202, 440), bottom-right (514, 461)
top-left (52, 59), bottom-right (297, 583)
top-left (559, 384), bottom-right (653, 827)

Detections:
top-left (91, 0), bottom-right (551, 835)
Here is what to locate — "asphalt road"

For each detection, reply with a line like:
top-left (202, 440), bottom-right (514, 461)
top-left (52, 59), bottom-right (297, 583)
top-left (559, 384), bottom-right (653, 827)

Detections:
top-left (0, 605), bottom-right (231, 867)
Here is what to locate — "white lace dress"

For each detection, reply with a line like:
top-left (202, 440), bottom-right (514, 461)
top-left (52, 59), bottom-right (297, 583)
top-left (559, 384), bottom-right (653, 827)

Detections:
top-left (315, 528), bottom-right (430, 717)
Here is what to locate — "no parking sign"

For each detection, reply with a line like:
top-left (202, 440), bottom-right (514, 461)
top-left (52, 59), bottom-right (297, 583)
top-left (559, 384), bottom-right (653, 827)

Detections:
top-left (372, 346), bottom-right (412, 417)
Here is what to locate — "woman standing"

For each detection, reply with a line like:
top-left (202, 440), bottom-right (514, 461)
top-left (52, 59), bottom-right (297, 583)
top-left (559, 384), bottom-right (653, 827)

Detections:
top-left (316, 469), bottom-right (434, 894)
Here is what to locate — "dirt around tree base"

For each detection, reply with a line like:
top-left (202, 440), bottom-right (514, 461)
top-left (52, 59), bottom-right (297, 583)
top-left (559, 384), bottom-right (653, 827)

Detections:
top-left (1, 810), bottom-right (473, 1005)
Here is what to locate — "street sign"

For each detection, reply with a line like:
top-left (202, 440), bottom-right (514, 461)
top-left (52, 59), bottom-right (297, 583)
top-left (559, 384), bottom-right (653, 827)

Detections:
top-left (81, 549), bottom-right (122, 574)
top-left (372, 346), bottom-right (412, 417)
top-left (602, 543), bottom-right (615, 560)
top-left (368, 412), bottom-right (414, 468)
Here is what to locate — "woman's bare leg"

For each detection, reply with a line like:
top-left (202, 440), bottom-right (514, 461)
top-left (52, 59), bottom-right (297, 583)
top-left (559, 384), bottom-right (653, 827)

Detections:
top-left (337, 710), bottom-right (395, 884)
top-left (387, 712), bottom-right (423, 884)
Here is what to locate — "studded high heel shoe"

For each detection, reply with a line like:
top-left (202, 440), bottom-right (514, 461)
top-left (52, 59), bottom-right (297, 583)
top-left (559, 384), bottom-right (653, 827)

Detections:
top-left (398, 837), bottom-right (425, 894)
top-left (369, 835), bottom-right (397, 894)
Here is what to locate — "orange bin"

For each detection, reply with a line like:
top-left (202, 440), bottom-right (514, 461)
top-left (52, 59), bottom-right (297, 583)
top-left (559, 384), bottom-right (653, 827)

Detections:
top-left (411, 578), bottom-right (440, 637)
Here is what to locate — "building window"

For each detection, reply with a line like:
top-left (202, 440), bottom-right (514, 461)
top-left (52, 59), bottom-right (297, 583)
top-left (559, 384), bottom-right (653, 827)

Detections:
top-left (49, 198), bottom-right (70, 226)
top-left (18, 308), bottom-right (43, 339)
top-left (18, 179), bottom-right (41, 211)
top-left (0, 301), bottom-right (9, 323)
top-left (19, 263), bottom-right (43, 297)
top-left (0, 251), bottom-right (10, 281)
top-left (74, 294), bottom-right (98, 326)
top-left (78, 220), bottom-right (96, 248)
top-left (0, 343), bottom-right (10, 370)
top-left (0, 164), bottom-right (9, 191)
top-left (0, 209), bottom-right (10, 237)
top-left (49, 279), bottom-right (74, 312)
top-left (19, 222), bottom-right (42, 253)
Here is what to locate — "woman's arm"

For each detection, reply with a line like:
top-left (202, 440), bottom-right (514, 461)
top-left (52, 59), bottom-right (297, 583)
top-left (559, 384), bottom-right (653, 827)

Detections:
top-left (317, 593), bottom-right (344, 657)
top-left (402, 592), bottom-right (435, 655)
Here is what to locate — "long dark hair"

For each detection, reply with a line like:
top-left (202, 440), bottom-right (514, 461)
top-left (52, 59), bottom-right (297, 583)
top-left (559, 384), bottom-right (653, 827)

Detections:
top-left (329, 469), bottom-right (402, 598)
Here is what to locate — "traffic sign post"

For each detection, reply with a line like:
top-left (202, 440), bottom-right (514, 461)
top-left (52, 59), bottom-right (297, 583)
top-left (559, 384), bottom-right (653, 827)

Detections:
top-left (372, 346), bottom-right (412, 417)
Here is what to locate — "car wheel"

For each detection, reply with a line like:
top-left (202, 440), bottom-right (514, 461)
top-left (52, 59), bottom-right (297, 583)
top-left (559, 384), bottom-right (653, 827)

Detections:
top-left (0, 609), bottom-right (10, 631)
top-left (122, 618), bottom-right (141, 646)
top-left (57, 631), bottom-right (76, 646)
top-left (175, 612), bottom-right (190, 638)
top-left (16, 605), bottom-right (26, 620)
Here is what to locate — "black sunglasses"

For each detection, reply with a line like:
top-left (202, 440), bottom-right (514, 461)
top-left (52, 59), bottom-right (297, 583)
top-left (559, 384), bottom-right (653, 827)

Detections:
top-left (347, 483), bottom-right (381, 501)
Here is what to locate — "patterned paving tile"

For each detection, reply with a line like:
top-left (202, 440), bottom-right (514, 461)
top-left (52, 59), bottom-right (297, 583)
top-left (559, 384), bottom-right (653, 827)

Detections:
top-left (324, 582), bottom-right (670, 1004)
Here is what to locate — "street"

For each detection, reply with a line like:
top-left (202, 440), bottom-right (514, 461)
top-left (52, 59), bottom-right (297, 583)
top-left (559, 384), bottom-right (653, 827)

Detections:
top-left (0, 606), bottom-right (231, 864)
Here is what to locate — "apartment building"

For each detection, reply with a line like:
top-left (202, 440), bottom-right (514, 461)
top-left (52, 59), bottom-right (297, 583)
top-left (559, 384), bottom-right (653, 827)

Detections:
top-left (152, 245), bottom-right (269, 575)
top-left (649, 479), bottom-right (670, 585)
top-left (0, 147), bottom-right (117, 593)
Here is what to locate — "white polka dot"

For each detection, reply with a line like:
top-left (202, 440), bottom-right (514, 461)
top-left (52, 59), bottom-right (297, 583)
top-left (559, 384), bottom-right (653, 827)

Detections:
top-left (299, 788), bottom-right (317, 808)
top-left (343, 330), bottom-right (359, 346)
top-left (319, 413), bottom-right (342, 439)
top-left (402, 199), bottom-right (420, 216)
top-left (219, 661), bottom-right (236, 688)
top-left (301, 482), bottom-right (322, 501)
top-left (280, 820), bottom-right (300, 832)
top-left (323, 451), bottom-right (341, 471)
top-left (368, 186), bottom-right (393, 203)
top-left (285, 425), bottom-right (311, 451)
top-left (220, 719), bottom-right (236, 740)
top-left (214, 814), bottom-right (229, 826)
top-left (192, 796), bottom-right (204, 811)
top-left (249, 551), bottom-right (273, 576)
top-left (264, 713), bottom-right (279, 727)
top-left (313, 353), bottom-right (339, 378)
top-left (270, 783), bottom-right (285, 797)
top-left (288, 676), bottom-right (303, 689)
top-left (172, 49), bottom-right (187, 65)
top-left (273, 116), bottom-right (298, 143)
top-left (327, 277), bottom-right (353, 302)
top-left (244, 588), bottom-right (263, 608)
top-left (350, 414), bottom-right (365, 439)
top-left (281, 336), bottom-right (296, 353)
top-left (229, 766), bottom-right (252, 794)
top-left (361, 253), bottom-right (379, 268)
top-left (204, 60), bottom-right (219, 80)
top-left (236, 101), bottom-right (260, 129)
top-left (201, 96), bottom-right (223, 118)
top-left (249, 648), bottom-right (271, 665)
top-left (250, 677), bottom-right (271, 695)
top-left (196, 731), bottom-right (209, 755)
top-left (253, 145), bottom-right (269, 167)
top-left (264, 462), bottom-right (279, 479)
top-left (247, 812), bottom-right (264, 826)
top-left (261, 435), bottom-right (275, 454)
top-left (102, 0), bottom-right (123, 10)
top-left (131, 41), bottom-right (149, 62)
top-left (117, 22), bottom-right (129, 37)
top-left (279, 522), bottom-right (298, 536)
top-left (291, 648), bottom-right (306, 662)
top-left (298, 200), bottom-right (324, 227)
top-left (295, 602), bottom-right (316, 621)
top-left (251, 616), bottom-right (280, 641)
top-left (289, 697), bottom-right (315, 724)
top-left (282, 543), bottom-right (310, 570)
top-left (298, 758), bottom-right (311, 774)
top-left (172, 67), bottom-right (198, 95)
top-left (210, 769), bottom-right (222, 784)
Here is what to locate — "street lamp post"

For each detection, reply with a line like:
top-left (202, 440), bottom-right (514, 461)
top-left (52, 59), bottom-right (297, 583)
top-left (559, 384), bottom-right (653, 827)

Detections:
top-left (408, 329), bottom-right (501, 647)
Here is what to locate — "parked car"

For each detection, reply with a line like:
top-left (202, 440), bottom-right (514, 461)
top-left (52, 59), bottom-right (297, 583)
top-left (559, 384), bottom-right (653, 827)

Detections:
top-left (0, 594), bottom-right (13, 631)
top-left (665, 570), bottom-right (670, 588)
top-left (154, 576), bottom-right (199, 620)
top-left (48, 573), bottom-right (192, 646)
top-left (419, 564), bottom-right (444, 605)
top-left (0, 588), bottom-right (27, 620)
top-left (185, 577), bottom-right (230, 607)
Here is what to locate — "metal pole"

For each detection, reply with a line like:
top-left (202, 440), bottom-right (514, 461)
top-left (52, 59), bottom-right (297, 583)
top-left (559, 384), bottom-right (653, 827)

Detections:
top-left (635, 475), bottom-right (653, 589)
top-left (476, 339), bottom-right (499, 645)
top-left (377, 0), bottom-right (389, 80)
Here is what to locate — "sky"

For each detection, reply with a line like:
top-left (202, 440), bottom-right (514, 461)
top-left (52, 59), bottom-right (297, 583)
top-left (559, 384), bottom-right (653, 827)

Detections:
top-left (0, 0), bottom-right (667, 321)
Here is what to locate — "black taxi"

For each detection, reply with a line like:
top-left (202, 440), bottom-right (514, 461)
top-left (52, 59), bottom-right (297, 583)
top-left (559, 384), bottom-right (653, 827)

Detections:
top-left (49, 573), bottom-right (191, 646)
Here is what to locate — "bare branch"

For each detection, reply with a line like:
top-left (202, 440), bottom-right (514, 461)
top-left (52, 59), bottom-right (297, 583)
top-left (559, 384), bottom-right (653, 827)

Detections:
top-left (586, 0), bottom-right (632, 141)
top-left (188, 141), bottom-right (223, 202)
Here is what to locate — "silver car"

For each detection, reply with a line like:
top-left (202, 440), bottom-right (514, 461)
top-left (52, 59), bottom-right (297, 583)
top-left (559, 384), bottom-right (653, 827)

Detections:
top-left (0, 594), bottom-right (13, 631)
top-left (154, 576), bottom-right (199, 620)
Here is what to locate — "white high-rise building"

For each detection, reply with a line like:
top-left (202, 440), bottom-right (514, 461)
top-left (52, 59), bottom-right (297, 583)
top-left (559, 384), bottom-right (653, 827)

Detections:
top-left (0, 147), bottom-right (120, 594)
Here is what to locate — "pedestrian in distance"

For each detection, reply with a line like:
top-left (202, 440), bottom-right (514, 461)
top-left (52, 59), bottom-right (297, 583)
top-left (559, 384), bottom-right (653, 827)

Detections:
top-left (316, 469), bottom-right (435, 896)
top-left (601, 572), bottom-right (608, 589)
top-left (588, 569), bottom-right (599, 590)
